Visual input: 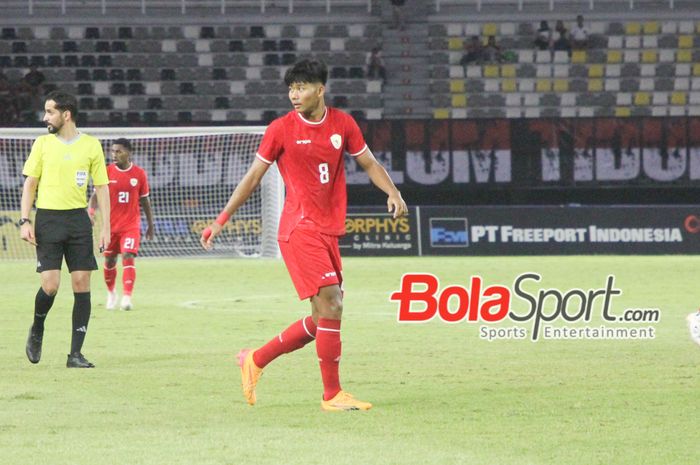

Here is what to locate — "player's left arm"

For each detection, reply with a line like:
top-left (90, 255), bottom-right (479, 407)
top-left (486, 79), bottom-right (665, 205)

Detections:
top-left (93, 184), bottom-right (111, 251)
top-left (355, 148), bottom-right (408, 219)
top-left (139, 196), bottom-right (155, 240)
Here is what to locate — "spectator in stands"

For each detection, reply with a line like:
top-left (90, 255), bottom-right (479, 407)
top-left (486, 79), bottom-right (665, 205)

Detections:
top-left (553, 20), bottom-right (571, 53)
top-left (389, 0), bottom-right (406, 31)
top-left (366, 46), bottom-right (387, 82)
top-left (483, 36), bottom-right (503, 63)
top-left (534, 20), bottom-right (551, 50)
top-left (24, 64), bottom-right (46, 92)
top-left (23, 65), bottom-right (47, 117)
top-left (0, 72), bottom-right (17, 124)
top-left (460, 35), bottom-right (484, 66)
top-left (570, 14), bottom-right (589, 50)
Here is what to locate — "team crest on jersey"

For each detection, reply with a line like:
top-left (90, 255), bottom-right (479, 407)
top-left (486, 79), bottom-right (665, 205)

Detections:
top-left (330, 134), bottom-right (342, 150)
top-left (130, 178), bottom-right (138, 187)
top-left (75, 170), bottom-right (88, 187)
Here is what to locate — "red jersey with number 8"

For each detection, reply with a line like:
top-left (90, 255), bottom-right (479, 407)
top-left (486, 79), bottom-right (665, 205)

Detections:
top-left (256, 108), bottom-right (367, 241)
top-left (107, 163), bottom-right (150, 234)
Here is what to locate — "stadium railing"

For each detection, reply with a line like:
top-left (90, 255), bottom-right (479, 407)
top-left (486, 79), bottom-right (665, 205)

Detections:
top-left (435, 0), bottom-right (687, 12)
top-left (13, 0), bottom-right (375, 16)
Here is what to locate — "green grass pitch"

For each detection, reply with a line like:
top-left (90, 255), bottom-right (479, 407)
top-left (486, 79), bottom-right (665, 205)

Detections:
top-left (0, 256), bottom-right (698, 465)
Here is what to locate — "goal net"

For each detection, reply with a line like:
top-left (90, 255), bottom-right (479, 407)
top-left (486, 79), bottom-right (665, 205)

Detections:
top-left (0, 126), bottom-right (283, 260)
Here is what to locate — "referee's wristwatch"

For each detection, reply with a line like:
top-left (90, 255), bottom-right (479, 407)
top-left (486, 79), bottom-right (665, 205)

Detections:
top-left (18, 218), bottom-right (31, 226)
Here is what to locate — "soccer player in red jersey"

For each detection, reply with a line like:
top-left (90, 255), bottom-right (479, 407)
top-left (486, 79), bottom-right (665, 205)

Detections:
top-left (89, 138), bottom-right (154, 311)
top-left (201, 59), bottom-right (407, 411)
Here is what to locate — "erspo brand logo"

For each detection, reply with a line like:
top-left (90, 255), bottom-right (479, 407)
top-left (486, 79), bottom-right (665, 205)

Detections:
top-left (390, 273), bottom-right (660, 341)
top-left (430, 218), bottom-right (468, 247)
top-left (684, 215), bottom-right (700, 234)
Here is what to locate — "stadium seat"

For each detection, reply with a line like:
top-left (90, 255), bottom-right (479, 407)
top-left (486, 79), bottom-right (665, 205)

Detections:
top-left (250, 26), bottom-right (265, 38)
top-left (111, 83), bottom-right (127, 95)
top-left (571, 51), bottom-right (586, 64)
top-left (62, 40), bottom-right (78, 52)
top-left (47, 55), bottom-right (62, 67)
top-left (95, 41), bottom-right (110, 52)
top-left (118, 27), bottom-right (133, 39)
top-left (126, 69), bottom-right (142, 81)
top-left (671, 92), bottom-right (687, 105)
top-left (80, 97), bottom-right (95, 110)
top-left (96, 97), bottom-right (113, 110)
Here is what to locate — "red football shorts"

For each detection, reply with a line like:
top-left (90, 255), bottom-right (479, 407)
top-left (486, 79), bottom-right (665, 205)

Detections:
top-left (279, 226), bottom-right (343, 300)
top-left (104, 228), bottom-right (141, 256)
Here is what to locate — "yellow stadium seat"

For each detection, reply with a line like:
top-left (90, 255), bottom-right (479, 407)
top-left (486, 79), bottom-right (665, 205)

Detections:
top-left (501, 64), bottom-right (516, 78)
top-left (677, 50), bottom-right (692, 63)
top-left (615, 107), bottom-right (631, 117)
top-left (642, 21), bottom-right (659, 34)
top-left (501, 79), bottom-right (517, 92)
top-left (483, 65), bottom-right (499, 78)
top-left (572, 50), bottom-right (587, 63)
top-left (450, 80), bottom-right (465, 93)
top-left (588, 79), bottom-right (603, 92)
top-left (634, 92), bottom-right (650, 106)
top-left (553, 79), bottom-right (569, 92)
top-left (625, 22), bottom-right (641, 35)
top-left (641, 50), bottom-right (658, 63)
top-left (588, 64), bottom-right (604, 78)
top-left (451, 94), bottom-right (467, 107)
top-left (482, 23), bottom-right (498, 36)
top-left (607, 50), bottom-right (622, 63)
top-left (536, 79), bottom-right (552, 92)
top-left (671, 92), bottom-right (687, 105)
top-left (434, 108), bottom-right (450, 119)
top-left (678, 35), bottom-right (693, 48)
top-left (448, 38), bottom-right (463, 50)
top-left (693, 63), bottom-right (700, 76)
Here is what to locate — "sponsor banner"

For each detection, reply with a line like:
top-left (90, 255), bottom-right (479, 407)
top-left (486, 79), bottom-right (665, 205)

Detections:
top-left (420, 205), bottom-right (700, 255)
top-left (340, 206), bottom-right (419, 256)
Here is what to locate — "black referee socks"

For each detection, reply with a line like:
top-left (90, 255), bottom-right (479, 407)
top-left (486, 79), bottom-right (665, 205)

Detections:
top-left (70, 292), bottom-right (91, 355)
top-left (33, 287), bottom-right (56, 332)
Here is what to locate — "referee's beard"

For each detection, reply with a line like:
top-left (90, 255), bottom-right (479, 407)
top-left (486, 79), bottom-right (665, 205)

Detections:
top-left (47, 123), bottom-right (60, 134)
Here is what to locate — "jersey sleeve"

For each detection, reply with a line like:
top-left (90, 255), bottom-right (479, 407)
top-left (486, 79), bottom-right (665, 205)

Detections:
top-left (90, 139), bottom-right (109, 186)
top-left (256, 119), bottom-right (284, 164)
top-left (139, 168), bottom-right (150, 198)
top-left (22, 137), bottom-right (44, 178)
top-left (344, 114), bottom-right (368, 157)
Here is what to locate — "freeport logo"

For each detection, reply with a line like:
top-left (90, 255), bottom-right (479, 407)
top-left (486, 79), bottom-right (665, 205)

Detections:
top-left (390, 272), bottom-right (660, 341)
top-left (429, 218), bottom-right (468, 247)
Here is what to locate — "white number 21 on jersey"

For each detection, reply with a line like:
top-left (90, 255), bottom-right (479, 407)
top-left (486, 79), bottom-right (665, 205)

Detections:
top-left (318, 163), bottom-right (329, 184)
top-left (118, 192), bottom-right (129, 203)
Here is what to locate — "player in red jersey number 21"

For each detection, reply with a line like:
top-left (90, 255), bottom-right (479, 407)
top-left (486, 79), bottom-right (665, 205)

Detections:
top-left (90, 138), bottom-right (154, 311)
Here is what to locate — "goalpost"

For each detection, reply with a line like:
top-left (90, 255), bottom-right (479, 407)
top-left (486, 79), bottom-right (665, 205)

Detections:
top-left (0, 126), bottom-right (284, 260)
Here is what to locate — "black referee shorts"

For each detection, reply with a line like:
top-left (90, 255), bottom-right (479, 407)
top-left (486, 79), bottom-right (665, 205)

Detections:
top-left (35, 208), bottom-right (97, 273)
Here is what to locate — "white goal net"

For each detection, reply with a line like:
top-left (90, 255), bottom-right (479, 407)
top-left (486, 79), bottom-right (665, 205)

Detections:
top-left (0, 126), bottom-right (283, 259)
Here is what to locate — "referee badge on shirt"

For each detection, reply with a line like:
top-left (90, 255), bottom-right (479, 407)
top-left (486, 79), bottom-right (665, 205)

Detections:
top-left (75, 170), bottom-right (88, 187)
top-left (130, 178), bottom-right (138, 187)
top-left (330, 134), bottom-right (342, 150)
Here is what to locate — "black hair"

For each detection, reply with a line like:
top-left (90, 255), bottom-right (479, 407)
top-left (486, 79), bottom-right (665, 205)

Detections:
top-left (45, 90), bottom-right (78, 119)
top-left (112, 138), bottom-right (132, 151)
top-left (284, 59), bottom-right (327, 86)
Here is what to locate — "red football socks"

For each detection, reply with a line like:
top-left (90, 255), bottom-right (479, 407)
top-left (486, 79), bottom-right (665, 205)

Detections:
top-left (104, 264), bottom-right (117, 292)
top-left (253, 316), bottom-right (317, 368)
top-left (316, 318), bottom-right (342, 401)
top-left (122, 257), bottom-right (135, 296)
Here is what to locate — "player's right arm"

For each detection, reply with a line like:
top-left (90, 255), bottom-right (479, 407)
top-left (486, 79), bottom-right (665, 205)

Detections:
top-left (201, 158), bottom-right (271, 250)
top-left (20, 176), bottom-right (38, 246)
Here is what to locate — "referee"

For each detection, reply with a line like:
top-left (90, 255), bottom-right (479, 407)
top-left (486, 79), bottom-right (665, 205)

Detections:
top-left (19, 90), bottom-right (110, 368)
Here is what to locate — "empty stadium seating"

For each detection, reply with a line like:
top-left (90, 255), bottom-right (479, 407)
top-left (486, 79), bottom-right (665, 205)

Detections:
top-left (430, 19), bottom-right (700, 119)
top-left (0, 23), bottom-right (384, 124)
